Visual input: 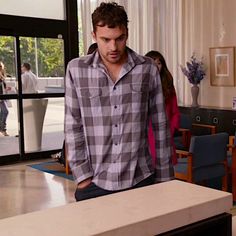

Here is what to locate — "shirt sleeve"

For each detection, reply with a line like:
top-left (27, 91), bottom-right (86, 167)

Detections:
top-left (21, 74), bottom-right (27, 92)
top-left (64, 62), bottom-right (93, 184)
top-left (149, 65), bottom-right (174, 182)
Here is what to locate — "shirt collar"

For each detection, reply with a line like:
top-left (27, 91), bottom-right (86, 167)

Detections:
top-left (84, 47), bottom-right (146, 69)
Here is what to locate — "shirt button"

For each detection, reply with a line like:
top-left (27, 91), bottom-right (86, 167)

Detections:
top-left (114, 86), bottom-right (116, 90)
top-left (115, 124), bottom-right (118, 127)
top-left (114, 143), bottom-right (118, 145)
top-left (114, 105), bottom-right (117, 109)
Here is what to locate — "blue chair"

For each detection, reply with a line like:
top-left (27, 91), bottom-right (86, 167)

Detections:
top-left (174, 113), bottom-right (192, 150)
top-left (174, 132), bottom-right (229, 191)
top-left (174, 113), bottom-right (216, 151)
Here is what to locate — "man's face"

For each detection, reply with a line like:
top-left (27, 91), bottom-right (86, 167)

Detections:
top-left (92, 24), bottom-right (128, 65)
top-left (21, 66), bottom-right (26, 73)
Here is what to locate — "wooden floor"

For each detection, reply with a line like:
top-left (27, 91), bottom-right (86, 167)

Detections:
top-left (0, 159), bottom-right (75, 219)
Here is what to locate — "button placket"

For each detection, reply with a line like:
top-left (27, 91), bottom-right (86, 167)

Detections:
top-left (111, 84), bottom-right (120, 148)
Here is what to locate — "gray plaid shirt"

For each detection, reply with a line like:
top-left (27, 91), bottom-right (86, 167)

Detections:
top-left (65, 48), bottom-right (174, 191)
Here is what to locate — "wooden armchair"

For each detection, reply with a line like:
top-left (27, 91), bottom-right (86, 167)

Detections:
top-left (174, 133), bottom-right (229, 191)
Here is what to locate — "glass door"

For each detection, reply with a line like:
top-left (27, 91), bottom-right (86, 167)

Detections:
top-left (19, 36), bottom-right (65, 154)
top-left (0, 35), bottom-right (65, 161)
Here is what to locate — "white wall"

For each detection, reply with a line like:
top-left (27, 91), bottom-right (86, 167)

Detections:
top-left (0, 0), bottom-right (66, 20)
top-left (176, 0), bottom-right (236, 108)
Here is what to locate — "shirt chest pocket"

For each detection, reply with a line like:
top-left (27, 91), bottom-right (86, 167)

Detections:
top-left (130, 83), bottom-right (149, 93)
top-left (80, 88), bottom-right (101, 98)
top-left (127, 83), bottom-right (149, 113)
top-left (78, 88), bottom-right (105, 110)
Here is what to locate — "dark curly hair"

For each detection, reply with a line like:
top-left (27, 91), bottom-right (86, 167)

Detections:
top-left (92, 2), bottom-right (128, 32)
top-left (145, 50), bottom-right (176, 102)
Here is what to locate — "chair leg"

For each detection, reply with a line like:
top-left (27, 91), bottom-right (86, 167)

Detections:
top-left (232, 165), bottom-right (236, 201)
top-left (232, 172), bottom-right (236, 201)
top-left (65, 159), bottom-right (71, 175)
top-left (222, 175), bottom-right (227, 192)
top-left (221, 160), bottom-right (228, 192)
top-left (64, 143), bottom-right (71, 175)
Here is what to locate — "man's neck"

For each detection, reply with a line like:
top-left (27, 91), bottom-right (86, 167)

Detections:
top-left (102, 54), bottom-right (127, 83)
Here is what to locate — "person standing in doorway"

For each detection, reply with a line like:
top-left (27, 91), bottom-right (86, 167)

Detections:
top-left (21, 63), bottom-right (38, 93)
top-left (65, 2), bottom-right (174, 202)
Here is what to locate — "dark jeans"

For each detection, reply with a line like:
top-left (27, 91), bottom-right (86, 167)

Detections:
top-left (75, 174), bottom-right (155, 202)
top-left (0, 101), bottom-right (8, 131)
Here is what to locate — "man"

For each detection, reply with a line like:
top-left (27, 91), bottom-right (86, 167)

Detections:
top-left (21, 63), bottom-right (38, 93)
top-left (65, 2), bottom-right (174, 201)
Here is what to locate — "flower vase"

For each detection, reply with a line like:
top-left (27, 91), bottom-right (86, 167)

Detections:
top-left (191, 84), bottom-right (199, 107)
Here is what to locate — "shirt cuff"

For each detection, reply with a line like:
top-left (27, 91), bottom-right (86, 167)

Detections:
top-left (71, 160), bottom-right (94, 184)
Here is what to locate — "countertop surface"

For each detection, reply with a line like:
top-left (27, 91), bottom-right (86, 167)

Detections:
top-left (0, 180), bottom-right (232, 236)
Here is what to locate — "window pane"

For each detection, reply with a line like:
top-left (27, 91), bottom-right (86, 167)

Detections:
top-left (0, 0), bottom-right (66, 20)
top-left (0, 36), bottom-right (16, 78)
top-left (0, 100), bottom-right (19, 156)
top-left (23, 98), bottom-right (64, 153)
top-left (20, 37), bottom-right (65, 93)
top-left (0, 36), bottom-right (18, 157)
top-left (42, 98), bottom-right (64, 151)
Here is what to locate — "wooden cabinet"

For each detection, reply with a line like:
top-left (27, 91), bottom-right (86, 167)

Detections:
top-left (179, 106), bottom-right (236, 135)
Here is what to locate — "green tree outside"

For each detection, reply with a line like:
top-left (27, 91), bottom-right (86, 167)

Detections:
top-left (0, 36), bottom-right (64, 78)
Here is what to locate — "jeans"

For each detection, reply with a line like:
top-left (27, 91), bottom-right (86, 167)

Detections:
top-left (75, 174), bottom-right (155, 202)
top-left (0, 101), bottom-right (8, 131)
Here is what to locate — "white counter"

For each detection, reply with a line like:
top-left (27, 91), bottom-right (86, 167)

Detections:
top-left (0, 180), bottom-right (232, 236)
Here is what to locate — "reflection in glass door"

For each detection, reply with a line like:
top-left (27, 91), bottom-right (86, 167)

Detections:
top-left (0, 36), bottom-right (19, 157)
top-left (20, 37), bottom-right (65, 153)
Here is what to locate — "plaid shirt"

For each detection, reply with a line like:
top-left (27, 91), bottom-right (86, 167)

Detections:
top-left (65, 48), bottom-right (174, 191)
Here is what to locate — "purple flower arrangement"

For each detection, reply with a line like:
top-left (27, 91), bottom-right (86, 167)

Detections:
top-left (180, 54), bottom-right (206, 85)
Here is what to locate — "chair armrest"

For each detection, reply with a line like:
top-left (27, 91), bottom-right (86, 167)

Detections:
top-left (192, 123), bottom-right (216, 134)
top-left (175, 150), bottom-right (193, 182)
top-left (229, 135), bottom-right (235, 146)
top-left (228, 144), bottom-right (235, 149)
top-left (176, 150), bottom-right (192, 159)
top-left (178, 128), bottom-right (190, 132)
top-left (176, 149), bottom-right (190, 156)
top-left (228, 142), bottom-right (235, 153)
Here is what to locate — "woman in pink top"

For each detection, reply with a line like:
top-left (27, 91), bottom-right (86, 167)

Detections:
top-left (145, 51), bottom-right (180, 165)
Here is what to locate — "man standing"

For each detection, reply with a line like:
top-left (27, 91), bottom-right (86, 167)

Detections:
top-left (65, 2), bottom-right (174, 201)
top-left (21, 63), bottom-right (38, 93)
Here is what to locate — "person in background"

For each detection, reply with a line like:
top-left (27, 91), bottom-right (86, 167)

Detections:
top-left (21, 63), bottom-right (38, 93)
top-left (87, 42), bottom-right (98, 55)
top-left (145, 50), bottom-right (180, 165)
top-left (0, 61), bottom-right (10, 136)
top-left (65, 2), bottom-right (174, 202)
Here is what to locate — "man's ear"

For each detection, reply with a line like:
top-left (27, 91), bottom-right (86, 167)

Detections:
top-left (91, 31), bottom-right (96, 42)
